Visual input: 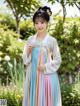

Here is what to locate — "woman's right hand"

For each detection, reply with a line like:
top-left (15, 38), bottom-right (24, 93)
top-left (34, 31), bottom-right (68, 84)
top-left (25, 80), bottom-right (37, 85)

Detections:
top-left (27, 45), bottom-right (34, 56)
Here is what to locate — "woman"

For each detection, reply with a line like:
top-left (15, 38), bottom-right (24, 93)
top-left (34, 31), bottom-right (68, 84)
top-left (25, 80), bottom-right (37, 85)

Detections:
top-left (22, 6), bottom-right (62, 106)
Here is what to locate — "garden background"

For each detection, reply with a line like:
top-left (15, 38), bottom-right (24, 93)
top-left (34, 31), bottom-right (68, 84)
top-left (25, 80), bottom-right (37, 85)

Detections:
top-left (0, 0), bottom-right (80, 106)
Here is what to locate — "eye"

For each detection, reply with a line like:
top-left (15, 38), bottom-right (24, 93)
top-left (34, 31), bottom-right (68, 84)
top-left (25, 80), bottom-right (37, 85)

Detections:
top-left (35, 22), bottom-right (38, 24)
top-left (41, 21), bottom-right (44, 24)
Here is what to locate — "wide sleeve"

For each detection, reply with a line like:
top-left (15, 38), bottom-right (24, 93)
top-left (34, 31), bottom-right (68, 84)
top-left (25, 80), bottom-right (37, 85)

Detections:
top-left (44, 38), bottom-right (62, 74)
top-left (22, 37), bottom-right (32, 66)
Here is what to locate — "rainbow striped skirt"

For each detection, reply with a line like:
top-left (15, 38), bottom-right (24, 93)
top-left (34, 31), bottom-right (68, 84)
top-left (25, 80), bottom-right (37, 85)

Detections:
top-left (23, 46), bottom-right (62, 106)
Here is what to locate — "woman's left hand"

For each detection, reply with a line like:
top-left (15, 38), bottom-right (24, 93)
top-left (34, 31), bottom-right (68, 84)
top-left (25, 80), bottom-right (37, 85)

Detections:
top-left (38, 64), bottom-right (46, 72)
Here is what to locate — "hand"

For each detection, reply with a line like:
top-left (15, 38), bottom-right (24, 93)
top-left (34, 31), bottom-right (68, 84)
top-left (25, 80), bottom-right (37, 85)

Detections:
top-left (27, 45), bottom-right (34, 56)
top-left (38, 64), bottom-right (46, 72)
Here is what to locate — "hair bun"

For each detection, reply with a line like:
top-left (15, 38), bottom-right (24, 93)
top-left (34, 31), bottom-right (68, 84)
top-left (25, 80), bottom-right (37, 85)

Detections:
top-left (33, 6), bottom-right (52, 23)
top-left (42, 6), bottom-right (52, 16)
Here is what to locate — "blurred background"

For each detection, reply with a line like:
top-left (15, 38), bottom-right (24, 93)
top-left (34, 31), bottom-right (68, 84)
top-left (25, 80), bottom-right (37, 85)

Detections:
top-left (0, 0), bottom-right (80, 106)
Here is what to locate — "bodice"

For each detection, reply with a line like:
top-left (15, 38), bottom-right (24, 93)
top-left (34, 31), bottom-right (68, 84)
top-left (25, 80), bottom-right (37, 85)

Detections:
top-left (31, 45), bottom-right (51, 67)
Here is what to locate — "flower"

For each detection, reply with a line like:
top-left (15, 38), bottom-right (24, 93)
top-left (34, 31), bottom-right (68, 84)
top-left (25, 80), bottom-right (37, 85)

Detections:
top-left (16, 94), bottom-right (21, 99)
top-left (4, 55), bottom-right (10, 61)
top-left (47, 9), bottom-right (52, 16)
top-left (17, 38), bottom-right (22, 42)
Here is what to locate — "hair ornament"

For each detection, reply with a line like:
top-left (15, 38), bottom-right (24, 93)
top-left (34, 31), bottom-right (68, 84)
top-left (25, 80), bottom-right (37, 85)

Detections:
top-left (47, 9), bottom-right (52, 16)
top-left (33, 6), bottom-right (52, 23)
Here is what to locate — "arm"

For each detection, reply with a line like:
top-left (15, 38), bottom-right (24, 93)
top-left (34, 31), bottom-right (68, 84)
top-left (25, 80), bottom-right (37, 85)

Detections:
top-left (44, 38), bottom-right (62, 74)
top-left (22, 36), bottom-right (33, 67)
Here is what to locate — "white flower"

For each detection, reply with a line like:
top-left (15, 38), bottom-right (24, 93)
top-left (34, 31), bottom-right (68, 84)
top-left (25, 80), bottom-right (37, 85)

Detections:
top-left (17, 38), bottom-right (22, 42)
top-left (74, 39), bottom-right (79, 44)
top-left (4, 55), bottom-right (10, 61)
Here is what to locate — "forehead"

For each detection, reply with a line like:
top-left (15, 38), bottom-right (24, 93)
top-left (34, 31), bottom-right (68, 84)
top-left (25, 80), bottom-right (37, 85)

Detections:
top-left (34, 17), bottom-right (47, 23)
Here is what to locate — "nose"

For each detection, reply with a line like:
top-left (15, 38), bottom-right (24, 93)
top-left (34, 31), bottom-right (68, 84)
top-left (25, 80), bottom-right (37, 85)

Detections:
top-left (38, 22), bottom-right (42, 28)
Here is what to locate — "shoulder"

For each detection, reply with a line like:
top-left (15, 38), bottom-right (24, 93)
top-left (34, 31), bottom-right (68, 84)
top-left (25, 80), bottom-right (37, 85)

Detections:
top-left (46, 34), bottom-right (58, 50)
top-left (27, 35), bottom-right (35, 41)
top-left (48, 34), bottom-right (57, 44)
top-left (26, 34), bottom-right (36, 43)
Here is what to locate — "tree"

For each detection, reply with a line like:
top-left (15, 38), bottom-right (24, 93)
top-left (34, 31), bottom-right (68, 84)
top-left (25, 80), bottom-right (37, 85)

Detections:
top-left (50, 17), bottom-right (80, 83)
top-left (4, 0), bottom-right (40, 34)
top-left (67, 0), bottom-right (80, 12)
top-left (74, 2), bottom-right (80, 11)
top-left (48, 0), bottom-right (80, 22)
top-left (48, 0), bottom-right (67, 22)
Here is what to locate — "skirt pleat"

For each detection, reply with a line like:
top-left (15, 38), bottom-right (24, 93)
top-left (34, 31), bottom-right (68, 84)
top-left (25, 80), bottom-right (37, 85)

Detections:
top-left (23, 47), bottom-right (62, 106)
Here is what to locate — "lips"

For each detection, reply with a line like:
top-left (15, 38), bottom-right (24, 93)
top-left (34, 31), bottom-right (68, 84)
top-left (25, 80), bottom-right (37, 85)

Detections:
top-left (38, 28), bottom-right (43, 30)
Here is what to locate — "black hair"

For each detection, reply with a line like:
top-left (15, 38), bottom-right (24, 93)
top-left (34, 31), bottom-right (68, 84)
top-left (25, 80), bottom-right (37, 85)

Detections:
top-left (33, 6), bottom-right (52, 23)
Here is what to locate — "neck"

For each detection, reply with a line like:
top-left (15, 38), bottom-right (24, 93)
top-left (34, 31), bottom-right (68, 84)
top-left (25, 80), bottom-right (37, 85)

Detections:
top-left (37, 31), bottom-right (47, 39)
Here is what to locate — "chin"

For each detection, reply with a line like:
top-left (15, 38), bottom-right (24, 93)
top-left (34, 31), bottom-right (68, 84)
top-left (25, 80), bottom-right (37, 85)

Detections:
top-left (38, 30), bottom-right (44, 33)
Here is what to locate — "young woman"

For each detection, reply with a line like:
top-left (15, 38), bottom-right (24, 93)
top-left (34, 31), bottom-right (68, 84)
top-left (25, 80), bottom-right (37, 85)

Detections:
top-left (22, 6), bottom-right (62, 106)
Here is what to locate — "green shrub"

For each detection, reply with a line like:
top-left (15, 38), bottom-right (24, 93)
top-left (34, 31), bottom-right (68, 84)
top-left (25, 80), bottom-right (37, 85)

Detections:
top-left (0, 13), bottom-right (35, 38)
top-left (20, 19), bottom-right (35, 39)
top-left (49, 18), bottom-right (80, 75)
top-left (0, 81), bottom-right (80, 106)
top-left (0, 13), bottom-right (16, 30)
top-left (61, 82), bottom-right (80, 106)
top-left (0, 26), bottom-right (25, 84)
top-left (0, 59), bottom-right (25, 106)
top-left (0, 85), bottom-right (23, 106)
top-left (7, 59), bottom-right (25, 88)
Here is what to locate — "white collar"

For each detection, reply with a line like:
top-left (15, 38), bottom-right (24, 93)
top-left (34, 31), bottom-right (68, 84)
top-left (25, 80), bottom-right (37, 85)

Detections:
top-left (34, 33), bottom-right (49, 43)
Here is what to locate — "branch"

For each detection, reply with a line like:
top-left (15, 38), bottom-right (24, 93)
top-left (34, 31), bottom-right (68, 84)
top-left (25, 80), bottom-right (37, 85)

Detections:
top-left (6, 0), bottom-right (16, 17)
top-left (75, 2), bottom-right (80, 11)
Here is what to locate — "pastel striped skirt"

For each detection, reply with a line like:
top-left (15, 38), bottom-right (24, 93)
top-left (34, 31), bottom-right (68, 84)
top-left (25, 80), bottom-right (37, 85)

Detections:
top-left (23, 47), bottom-right (62, 106)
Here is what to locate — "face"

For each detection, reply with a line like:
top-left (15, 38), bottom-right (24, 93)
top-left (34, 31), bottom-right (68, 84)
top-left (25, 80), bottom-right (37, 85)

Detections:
top-left (34, 17), bottom-right (48, 33)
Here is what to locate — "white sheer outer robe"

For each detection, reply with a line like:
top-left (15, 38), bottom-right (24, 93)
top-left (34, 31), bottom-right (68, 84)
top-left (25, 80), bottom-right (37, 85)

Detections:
top-left (22, 33), bottom-right (62, 74)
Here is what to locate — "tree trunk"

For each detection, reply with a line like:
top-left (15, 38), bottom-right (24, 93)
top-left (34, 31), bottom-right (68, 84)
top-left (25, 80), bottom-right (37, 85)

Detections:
top-left (62, 4), bottom-right (66, 23)
top-left (16, 16), bottom-right (20, 35)
top-left (60, 3), bottom-right (66, 34)
top-left (63, 5), bottom-right (66, 23)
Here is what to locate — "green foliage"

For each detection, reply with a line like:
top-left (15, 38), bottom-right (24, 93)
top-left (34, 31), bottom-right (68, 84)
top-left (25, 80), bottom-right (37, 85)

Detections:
top-left (0, 85), bottom-right (22, 106)
top-left (5, 0), bottom-right (41, 33)
top-left (0, 81), bottom-right (80, 106)
top-left (5, 0), bottom-right (40, 17)
top-left (61, 82), bottom-right (80, 106)
top-left (50, 18), bottom-right (80, 74)
top-left (0, 13), bottom-right (35, 38)
top-left (0, 25), bottom-right (23, 59)
top-left (52, 19), bottom-right (63, 36)
top-left (47, 0), bottom-right (80, 22)
top-left (7, 58), bottom-right (25, 88)
top-left (0, 25), bottom-right (25, 84)
top-left (0, 59), bottom-right (25, 106)
top-left (20, 19), bottom-right (35, 39)
top-left (0, 13), bottom-right (16, 30)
